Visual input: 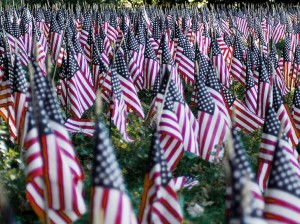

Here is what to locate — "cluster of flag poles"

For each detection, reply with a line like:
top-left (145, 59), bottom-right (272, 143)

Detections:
top-left (1, 1), bottom-right (300, 223)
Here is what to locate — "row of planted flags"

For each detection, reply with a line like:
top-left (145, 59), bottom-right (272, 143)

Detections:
top-left (1, 1), bottom-right (300, 224)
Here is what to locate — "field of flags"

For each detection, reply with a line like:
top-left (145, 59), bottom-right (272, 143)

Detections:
top-left (1, 1), bottom-right (300, 223)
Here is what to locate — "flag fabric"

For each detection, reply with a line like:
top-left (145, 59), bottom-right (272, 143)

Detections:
top-left (156, 69), bottom-right (199, 170)
top-left (64, 41), bottom-right (96, 118)
top-left (291, 46), bottom-right (300, 88)
top-left (0, 49), bottom-right (17, 141)
top-left (173, 176), bottom-right (199, 191)
top-left (205, 65), bottom-right (232, 127)
top-left (49, 14), bottom-right (63, 63)
top-left (257, 56), bottom-right (271, 119)
top-left (222, 86), bottom-right (264, 133)
top-left (114, 50), bottom-right (144, 119)
top-left (292, 84), bottom-right (300, 134)
top-left (175, 24), bottom-right (195, 85)
top-left (273, 81), bottom-right (299, 146)
top-left (230, 35), bottom-right (246, 86)
top-left (143, 34), bottom-right (159, 90)
top-left (257, 105), bottom-right (300, 192)
top-left (210, 36), bottom-right (230, 88)
top-left (226, 127), bottom-right (265, 223)
top-left (245, 53), bottom-right (258, 114)
top-left (12, 54), bottom-right (28, 145)
top-left (110, 66), bottom-right (133, 142)
top-left (264, 137), bottom-right (300, 223)
top-left (91, 117), bottom-right (137, 224)
top-left (25, 61), bottom-right (86, 223)
top-left (138, 129), bottom-right (183, 224)
top-left (65, 118), bottom-right (95, 137)
top-left (194, 73), bottom-right (228, 162)
top-left (283, 35), bottom-right (293, 89)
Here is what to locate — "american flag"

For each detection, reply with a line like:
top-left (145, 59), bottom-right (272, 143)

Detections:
top-left (91, 117), bottom-right (137, 224)
top-left (0, 49), bottom-right (17, 141)
top-left (272, 15), bottom-right (285, 44)
top-left (195, 74), bottom-right (228, 162)
top-left (257, 105), bottom-right (300, 192)
top-left (138, 129), bottom-right (183, 224)
top-left (205, 65), bottom-right (231, 127)
top-left (291, 46), bottom-right (300, 88)
top-left (65, 118), bottom-right (95, 137)
top-left (72, 35), bottom-right (93, 85)
top-left (257, 56), bottom-right (271, 119)
top-left (25, 61), bottom-right (86, 223)
top-left (104, 14), bottom-right (118, 43)
top-left (175, 24), bottom-right (195, 85)
top-left (245, 53), bottom-right (258, 114)
top-left (292, 84), bottom-right (300, 134)
top-left (157, 34), bottom-right (184, 97)
top-left (273, 82), bottom-right (299, 146)
top-left (173, 175), bottom-right (199, 191)
top-left (49, 13), bottom-right (63, 63)
top-left (283, 35), bottom-right (293, 89)
top-left (91, 39), bottom-right (109, 89)
top-left (143, 34), bottom-right (159, 90)
top-left (114, 50), bottom-right (144, 119)
top-left (230, 35), bottom-right (246, 86)
top-left (156, 70), bottom-right (199, 170)
top-left (226, 127), bottom-right (265, 223)
top-left (264, 138), bottom-right (300, 223)
top-left (222, 86), bottom-right (264, 133)
top-left (80, 12), bottom-right (92, 62)
top-left (110, 66), bottom-right (133, 142)
top-left (210, 36), bottom-right (230, 88)
top-left (20, 8), bottom-right (33, 57)
top-left (12, 55), bottom-right (28, 145)
top-left (127, 30), bottom-right (144, 91)
top-left (235, 10), bottom-right (248, 40)
top-left (65, 42), bottom-right (96, 118)
top-left (11, 17), bottom-right (29, 66)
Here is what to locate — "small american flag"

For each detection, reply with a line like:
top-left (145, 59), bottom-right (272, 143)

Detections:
top-left (143, 34), bottom-right (159, 90)
top-left (245, 53), bottom-right (258, 114)
top-left (65, 41), bottom-right (96, 118)
top-left (115, 50), bottom-right (144, 119)
top-left (273, 81), bottom-right (299, 146)
top-left (173, 176), bottom-right (199, 191)
top-left (49, 13), bottom-right (63, 63)
top-left (25, 61), bottom-right (86, 223)
top-left (65, 118), bottom-right (95, 137)
top-left (226, 127), bottom-right (265, 223)
top-left (195, 74), bottom-right (227, 162)
top-left (138, 129), bottom-right (183, 224)
top-left (230, 35), bottom-right (246, 86)
top-left (222, 86), bottom-right (264, 133)
top-left (264, 138), bottom-right (300, 223)
top-left (210, 36), bottom-right (230, 88)
top-left (91, 117), bottom-right (137, 224)
top-left (257, 56), bottom-right (271, 119)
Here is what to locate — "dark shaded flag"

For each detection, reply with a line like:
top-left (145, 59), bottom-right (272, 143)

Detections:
top-left (173, 175), bottom-right (199, 191)
top-left (226, 127), bottom-right (265, 223)
top-left (138, 129), bottom-right (183, 224)
top-left (49, 13), bottom-right (63, 63)
top-left (91, 117), bottom-right (137, 224)
top-left (264, 137), bottom-right (300, 223)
